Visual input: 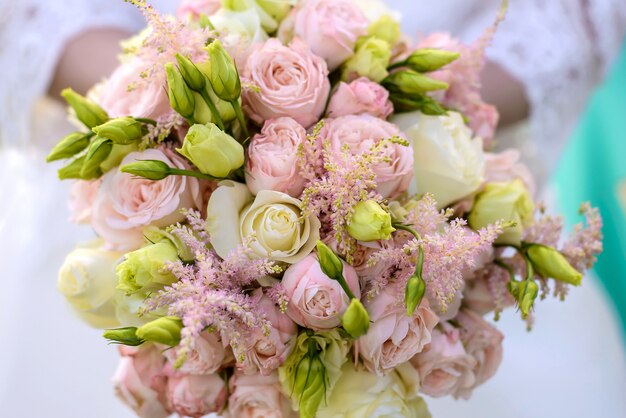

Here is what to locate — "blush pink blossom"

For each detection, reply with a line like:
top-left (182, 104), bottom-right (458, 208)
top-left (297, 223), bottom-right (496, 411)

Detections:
top-left (357, 284), bottom-right (439, 375)
top-left (112, 345), bottom-right (170, 418)
top-left (239, 288), bottom-right (298, 375)
top-left (279, 0), bottom-right (368, 71)
top-left (164, 331), bottom-right (232, 375)
top-left (243, 38), bottom-right (330, 128)
top-left (176, 0), bottom-right (221, 20)
top-left (321, 114), bottom-right (413, 198)
top-left (245, 117), bottom-right (307, 197)
top-left (410, 326), bottom-right (477, 398)
top-left (92, 148), bottom-right (202, 251)
top-left (326, 78), bottom-right (393, 119)
top-left (166, 370), bottom-right (227, 418)
top-left (226, 372), bottom-right (296, 418)
top-left (69, 179), bottom-right (100, 224)
top-left (281, 253), bottom-right (361, 330)
top-left (484, 149), bottom-right (536, 196)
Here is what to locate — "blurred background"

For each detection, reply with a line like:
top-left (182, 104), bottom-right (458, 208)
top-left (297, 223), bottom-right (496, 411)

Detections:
top-left (0, 1), bottom-right (625, 417)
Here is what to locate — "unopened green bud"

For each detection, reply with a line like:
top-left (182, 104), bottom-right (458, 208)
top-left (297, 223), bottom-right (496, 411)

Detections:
top-left (405, 48), bottom-right (460, 72)
top-left (256, 0), bottom-right (293, 22)
top-left (368, 15), bottom-right (401, 45)
top-left (58, 156), bottom-right (87, 180)
top-left (527, 244), bottom-right (582, 286)
top-left (342, 299), bottom-right (370, 338)
top-left (120, 159), bottom-right (172, 180)
top-left (116, 240), bottom-right (179, 295)
top-left (177, 123), bottom-right (244, 177)
top-left (342, 36), bottom-right (391, 83)
top-left (136, 316), bottom-right (183, 346)
top-left (293, 354), bottom-right (326, 418)
top-left (81, 136), bottom-right (112, 179)
top-left (383, 69), bottom-right (449, 94)
top-left (46, 132), bottom-right (91, 162)
top-left (99, 143), bottom-right (140, 173)
top-left (315, 241), bottom-right (344, 282)
top-left (103, 327), bottom-right (143, 346)
top-left (205, 40), bottom-right (241, 102)
top-left (347, 200), bottom-right (395, 242)
top-left (61, 88), bottom-right (108, 129)
top-left (165, 62), bottom-right (196, 119)
top-left (176, 53), bottom-right (207, 92)
top-left (514, 279), bottom-right (539, 318)
top-left (92, 117), bottom-right (146, 145)
top-left (404, 274), bottom-right (426, 316)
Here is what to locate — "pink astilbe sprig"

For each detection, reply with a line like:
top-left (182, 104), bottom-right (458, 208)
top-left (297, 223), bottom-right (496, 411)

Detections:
top-left (401, 193), bottom-right (455, 236)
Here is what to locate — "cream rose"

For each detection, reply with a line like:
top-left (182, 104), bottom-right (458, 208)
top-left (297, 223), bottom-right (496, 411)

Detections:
top-left (226, 373), bottom-right (296, 418)
top-left (393, 111), bottom-right (485, 208)
top-left (205, 181), bottom-right (320, 263)
top-left (57, 241), bottom-right (124, 329)
top-left (212, 8), bottom-right (269, 69)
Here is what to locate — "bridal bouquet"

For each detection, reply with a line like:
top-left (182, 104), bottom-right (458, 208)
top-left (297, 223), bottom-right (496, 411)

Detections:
top-left (47, 0), bottom-right (603, 417)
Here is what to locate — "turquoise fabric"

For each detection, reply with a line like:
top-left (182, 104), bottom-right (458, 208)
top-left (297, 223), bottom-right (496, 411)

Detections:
top-left (554, 40), bottom-right (626, 336)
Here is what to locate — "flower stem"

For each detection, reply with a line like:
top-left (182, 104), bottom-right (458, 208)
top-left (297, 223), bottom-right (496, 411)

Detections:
top-left (199, 88), bottom-right (225, 131)
top-left (134, 117), bottom-right (157, 126)
top-left (393, 223), bottom-right (425, 277)
top-left (230, 100), bottom-right (249, 141)
top-left (168, 167), bottom-right (218, 181)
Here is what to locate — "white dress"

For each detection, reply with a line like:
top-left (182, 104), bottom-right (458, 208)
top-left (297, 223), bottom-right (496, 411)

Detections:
top-left (0, 1), bottom-right (625, 417)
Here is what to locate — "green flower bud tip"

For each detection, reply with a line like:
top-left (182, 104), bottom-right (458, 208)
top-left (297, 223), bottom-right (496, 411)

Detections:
top-left (176, 53), bottom-right (206, 92)
top-left (136, 316), bottom-right (183, 347)
top-left (342, 36), bottom-right (391, 83)
top-left (177, 123), bottom-right (244, 178)
top-left (293, 354), bottom-right (327, 418)
top-left (58, 156), bottom-right (87, 180)
top-left (384, 69), bottom-right (449, 94)
top-left (205, 40), bottom-right (241, 102)
top-left (342, 299), bottom-right (370, 338)
top-left (516, 279), bottom-right (539, 318)
top-left (46, 132), bottom-right (91, 162)
top-left (315, 241), bottom-right (344, 282)
top-left (120, 159), bottom-right (172, 180)
top-left (80, 136), bottom-right (112, 179)
top-left (405, 274), bottom-right (426, 316)
top-left (406, 48), bottom-right (461, 72)
top-left (103, 327), bottom-right (143, 346)
top-left (92, 117), bottom-right (146, 145)
top-left (61, 88), bottom-right (108, 129)
top-left (527, 244), bottom-right (582, 286)
top-left (367, 15), bottom-right (401, 45)
top-left (347, 200), bottom-right (395, 242)
top-left (165, 62), bottom-right (196, 119)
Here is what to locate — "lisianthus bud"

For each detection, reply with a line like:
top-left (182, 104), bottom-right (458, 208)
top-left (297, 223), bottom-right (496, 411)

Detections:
top-left (81, 136), bottom-right (112, 179)
top-left (342, 299), bottom-right (370, 338)
top-left (116, 240), bottom-right (179, 295)
top-left (367, 15), bottom-right (401, 45)
top-left (92, 117), bottom-right (146, 145)
top-left (292, 352), bottom-right (327, 418)
top-left (136, 316), bottom-right (183, 346)
top-left (177, 123), bottom-right (244, 177)
top-left (405, 48), bottom-right (460, 73)
top-left (404, 274), bottom-right (426, 316)
top-left (342, 37), bottom-right (391, 83)
top-left (58, 156), bottom-right (86, 180)
top-left (508, 279), bottom-right (538, 318)
top-left (347, 200), bottom-right (395, 242)
top-left (176, 53), bottom-right (207, 92)
top-left (103, 327), bottom-right (143, 346)
top-left (256, 0), bottom-right (292, 22)
top-left (526, 244), bottom-right (582, 286)
top-left (315, 241), bottom-right (344, 282)
top-left (46, 132), bottom-right (91, 162)
top-left (61, 88), bottom-right (108, 129)
top-left (383, 69), bottom-right (449, 94)
top-left (205, 40), bottom-right (241, 102)
top-left (468, 179), bottom-right (535, 246)
top-left (120, 159), bottom-right (172, 180)
top-left (165, 62), bottom-right (196, 118)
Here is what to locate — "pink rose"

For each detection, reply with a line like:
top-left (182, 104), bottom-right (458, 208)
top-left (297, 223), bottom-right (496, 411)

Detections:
top-left (69, 179), bottom-right (100, 224)
top-left (92, 148), bottom-right (202, 251)
top-left (357, 284), bottom-right (439, 375)
top-left (176, 0), bottom-right (221, 20)
top-left (166, 370), bottom-right (227, 418)
top-left (279, 0), bottom-right (368, 71)
top-left (113, 345), bottom-right (170, 418)
top-left (410, 326), bottom-right (477, 398)
top-left (245, 117), bottom-right (307, 197)
top-left (239, 288), bottom-right (298, 375)
top-left (243, 38), bottom-right (330, 128)
top-left (282, 253), bottom-right (361, 330)
top-left (226, 372), bottom-right (296, 418)
top-left (99, 58), bottom-right (170, 120)
top-left (164, 331), bottom-right (232, 375)
top-left (484, 149), bottom-right (536, 196)
top-left (326, 78), bottom-right (393, 119)
top-left (321, 115), bottom-right (413, 198)
top-left (455, 310), bottom-right (503, 398)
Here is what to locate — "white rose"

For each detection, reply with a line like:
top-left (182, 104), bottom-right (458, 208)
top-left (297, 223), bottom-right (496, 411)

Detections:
top-left (352, 0), bottom-right (401, 22)
top-left (393, 111), bottom-right (485, 208)
top-left (205, 181), bottom-right (320, 263)
top-left (317, 363), bottom-right (431, 418)
top-left (212, 8), bottom-right (269, 68)
top-left (57, 241), bottom-right (124, 328)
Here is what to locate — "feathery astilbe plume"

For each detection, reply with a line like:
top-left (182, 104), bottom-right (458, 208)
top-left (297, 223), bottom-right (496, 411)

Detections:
top-left (401, 193), bottom-right (455, 236)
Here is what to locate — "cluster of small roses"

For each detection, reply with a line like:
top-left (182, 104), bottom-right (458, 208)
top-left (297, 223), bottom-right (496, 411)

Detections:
top-left (48, 0), bottom-right (603, 418)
